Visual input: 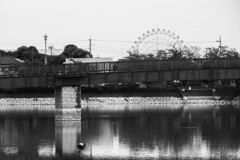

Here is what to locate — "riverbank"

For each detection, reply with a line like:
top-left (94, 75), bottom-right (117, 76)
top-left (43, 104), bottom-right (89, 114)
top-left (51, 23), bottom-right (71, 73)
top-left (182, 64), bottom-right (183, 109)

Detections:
top-left (0, 96), bottom-right (234, 106)
top-left (0, 87), bottom-right (239, 106)
top-left (1, 86), bottom-right (239, 99)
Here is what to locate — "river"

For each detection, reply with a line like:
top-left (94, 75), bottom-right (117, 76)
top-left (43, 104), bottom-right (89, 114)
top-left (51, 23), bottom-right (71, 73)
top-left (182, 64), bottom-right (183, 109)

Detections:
top-left (0, 103), bottom-right (240, 159)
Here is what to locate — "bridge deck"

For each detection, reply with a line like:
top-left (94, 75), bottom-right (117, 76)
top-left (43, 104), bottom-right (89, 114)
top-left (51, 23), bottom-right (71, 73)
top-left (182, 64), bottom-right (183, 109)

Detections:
top-left (0, 58), bottom-right (239, 77)
top-left (0, 58), bottom-right (240, 90)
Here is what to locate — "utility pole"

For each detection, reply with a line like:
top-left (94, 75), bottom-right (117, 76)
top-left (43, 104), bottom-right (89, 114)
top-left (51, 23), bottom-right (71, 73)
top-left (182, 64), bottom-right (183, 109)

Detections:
top-left (44, 34), bottom-right (48, 65)
top-left (0, 52), bottom-right (1, 72)
top-left (49, 44), bottom-right (54, 56)
top-left (89, 37), bottom-right (92, 56)
top-left (89, 38), bottom-right (91, 54)
top-left (216, 36), bottom-right (222, 54)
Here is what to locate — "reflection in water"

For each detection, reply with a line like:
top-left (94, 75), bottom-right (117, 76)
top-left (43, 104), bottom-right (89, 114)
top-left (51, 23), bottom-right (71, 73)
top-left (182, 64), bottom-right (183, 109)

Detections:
top-left (80, 104), bottom-right (240, 159)
top-left (0, 114), bottom-right (55, 159)
top-left (55, 120), bottom-right (81, 156)
top-left (0, 104), bottom-right (240, 159)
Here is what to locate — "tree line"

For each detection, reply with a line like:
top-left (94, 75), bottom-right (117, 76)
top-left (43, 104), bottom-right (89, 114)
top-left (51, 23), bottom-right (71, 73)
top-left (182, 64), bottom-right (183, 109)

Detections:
top-left (0, 44), bottom-right (92, 65)
top-left (125, 45), bottom-right (239, 61)
top-left (0, 44), bottom-right (239, 65)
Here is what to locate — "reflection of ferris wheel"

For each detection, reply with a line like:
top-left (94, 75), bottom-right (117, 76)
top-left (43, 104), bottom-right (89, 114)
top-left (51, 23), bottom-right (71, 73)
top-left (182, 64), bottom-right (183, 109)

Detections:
top-left (132, 28), bottom-right (183, 54)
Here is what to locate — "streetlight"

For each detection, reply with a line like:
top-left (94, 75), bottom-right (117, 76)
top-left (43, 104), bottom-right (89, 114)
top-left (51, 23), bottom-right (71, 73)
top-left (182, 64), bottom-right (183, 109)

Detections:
top-left (44, 34), bottom-right (48, 65)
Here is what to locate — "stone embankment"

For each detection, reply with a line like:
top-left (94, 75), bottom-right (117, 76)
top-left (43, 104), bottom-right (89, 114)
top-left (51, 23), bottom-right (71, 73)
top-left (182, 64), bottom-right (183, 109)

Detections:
top-left (0, 98), bottom-right (55, 105)
top-left (0, 97), bottom-right (235, 106)
top-left (81, 97), bottom-right (182, 105)
top-left (81, 97), bottom-right (233, 106)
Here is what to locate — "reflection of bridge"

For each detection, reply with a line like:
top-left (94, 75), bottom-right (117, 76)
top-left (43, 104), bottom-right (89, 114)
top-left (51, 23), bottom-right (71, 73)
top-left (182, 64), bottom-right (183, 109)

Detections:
top-left (0, 58), bottom-right (240, 118)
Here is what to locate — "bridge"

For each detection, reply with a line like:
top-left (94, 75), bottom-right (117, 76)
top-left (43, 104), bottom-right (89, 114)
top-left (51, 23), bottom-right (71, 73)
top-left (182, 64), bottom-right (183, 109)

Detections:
top-left (0, 58), bottom-right (239, 119)
top-left (0, 58), bottom-right (240, 88)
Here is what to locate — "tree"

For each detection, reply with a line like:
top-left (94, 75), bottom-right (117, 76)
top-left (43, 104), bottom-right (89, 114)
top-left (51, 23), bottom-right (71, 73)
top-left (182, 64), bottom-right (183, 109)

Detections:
top-left (156, 50), bottom-right (169, 60)
top-left (204, 46), bottom-right (239, 59)
top-left (0, 50), bottom-right (8, 56)
top-left (61, 44), bottom-right (92, 58)
top-left (0, 44), bottom-right (93, 65)
top-left (48, 54), bottom-right (65, 65)
top-left (167, 45), bottom-right (183, 60)
top-left (182, 45), bottom-right (201, 59)
top-left (145, 54), bottom-right (155, 60)
top-left (124, 45), bottom-right (202, 61)
top-left (10, 46), bottom-right (42, 64)
top-left (221, 46), bottom-right (238, 58)
top-left (124, 50), bottom-right (145, 60)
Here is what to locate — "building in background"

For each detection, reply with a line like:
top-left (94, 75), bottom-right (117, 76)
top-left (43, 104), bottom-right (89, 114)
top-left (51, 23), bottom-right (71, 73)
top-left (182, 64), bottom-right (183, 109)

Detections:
top-left (64, 57), bottom-right (113, 72)
top-left (64, 57), bottom-right (113, 64)
top-left (0, 56), bottom-right (25, 75)
top-left (0, 56), bottom-right (25, 66)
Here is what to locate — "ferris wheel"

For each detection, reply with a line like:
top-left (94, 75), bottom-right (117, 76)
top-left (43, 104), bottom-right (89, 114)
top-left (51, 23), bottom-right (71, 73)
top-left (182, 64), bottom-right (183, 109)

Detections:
top-left (131, 28), bottom-right (183, 55)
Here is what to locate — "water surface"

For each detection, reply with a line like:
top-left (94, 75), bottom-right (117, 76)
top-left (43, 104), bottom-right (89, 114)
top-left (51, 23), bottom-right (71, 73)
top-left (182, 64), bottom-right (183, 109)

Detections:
top-left (0, 104), bottom-right (240, 159)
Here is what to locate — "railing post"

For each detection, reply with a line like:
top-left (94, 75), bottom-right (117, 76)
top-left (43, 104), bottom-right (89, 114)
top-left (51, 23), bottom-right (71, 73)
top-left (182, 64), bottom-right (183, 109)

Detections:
top-left (38, 65), bottom-right (41, 75)
top-left (78, 63), bottom-right (81, 74)
top-left (211, 59), bottom-right (213, 69)
top-left (238, 58), bottom-right (239, 68)
top-left (135, 61), bottom-right (137, 71)
top-left (81, 63), bottom-right (83, 73)
top-left (225, 58), bottom-right (227, 69)
top-left (117, 61), bottom-right (119, 72)
top-left (31, 65), bottom-right (33, 75)
top-left (25, 66), bottom-right (27, 76)
top-left (145, 60), bottom-right (147, 71)
top-left (52, 65), bottom-right (55, 75)
top-left (88, 63), bottom-right (90, 73)
top-left (103, 62), bottom-right (105, 73)
top-left (95, 63), bottom-right (97, 72)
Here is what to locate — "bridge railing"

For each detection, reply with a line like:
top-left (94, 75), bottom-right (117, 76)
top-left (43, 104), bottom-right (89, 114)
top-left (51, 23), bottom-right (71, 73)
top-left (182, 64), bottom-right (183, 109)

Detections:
top-left (0, 58), bottom-right (239, 77)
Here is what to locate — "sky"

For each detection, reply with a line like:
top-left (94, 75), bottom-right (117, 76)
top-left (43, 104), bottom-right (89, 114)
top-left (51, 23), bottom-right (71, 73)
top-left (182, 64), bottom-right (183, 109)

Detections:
top-left (0, 0), bottom-right (240, 60)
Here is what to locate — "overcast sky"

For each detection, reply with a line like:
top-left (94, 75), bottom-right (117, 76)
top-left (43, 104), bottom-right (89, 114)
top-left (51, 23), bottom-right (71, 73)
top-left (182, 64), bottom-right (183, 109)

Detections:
top-left (0, 0), bottom-right (240, 59)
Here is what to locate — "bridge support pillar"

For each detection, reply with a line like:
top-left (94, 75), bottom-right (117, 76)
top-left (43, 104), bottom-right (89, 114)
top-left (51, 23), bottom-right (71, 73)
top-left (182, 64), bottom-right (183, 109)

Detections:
top-left (55, 86), bottom-right (81, 121)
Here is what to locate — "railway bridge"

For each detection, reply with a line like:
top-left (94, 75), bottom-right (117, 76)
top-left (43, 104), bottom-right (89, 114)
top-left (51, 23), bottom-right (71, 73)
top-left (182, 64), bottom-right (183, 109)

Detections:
top-left (0, 58), bottom-right (240, 119)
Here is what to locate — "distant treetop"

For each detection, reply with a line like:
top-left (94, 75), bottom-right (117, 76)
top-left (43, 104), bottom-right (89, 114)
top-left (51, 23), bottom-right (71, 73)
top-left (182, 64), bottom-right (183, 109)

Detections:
top-left (125, 45), bottom-right (239, 60)
top-left (61, 44), bottom-right (92, 58)
top-left (0, 44), bottom-right (92, 65)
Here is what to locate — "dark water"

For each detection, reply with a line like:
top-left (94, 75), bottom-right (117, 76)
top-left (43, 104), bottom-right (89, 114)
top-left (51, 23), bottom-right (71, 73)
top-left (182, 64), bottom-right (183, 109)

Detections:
top-left (0, 104), bottom-right (240, 160)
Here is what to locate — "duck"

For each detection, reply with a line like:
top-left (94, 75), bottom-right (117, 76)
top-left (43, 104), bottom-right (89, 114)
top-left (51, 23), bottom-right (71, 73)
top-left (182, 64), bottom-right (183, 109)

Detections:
top-left (77, 143), bottom-right (86, 149)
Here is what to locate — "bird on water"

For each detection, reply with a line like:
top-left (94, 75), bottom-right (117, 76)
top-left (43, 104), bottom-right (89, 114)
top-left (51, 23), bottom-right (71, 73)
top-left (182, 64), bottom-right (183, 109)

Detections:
top-left (77, 143), bottom-right (86, 149)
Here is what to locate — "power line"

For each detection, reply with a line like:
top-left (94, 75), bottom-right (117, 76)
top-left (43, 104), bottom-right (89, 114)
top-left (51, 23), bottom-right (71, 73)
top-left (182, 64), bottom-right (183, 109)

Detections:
top-left (93, 46), bottom-right (128, 50)
top-left (92, 39), bottom-right (219, 44)
top-left (0, 39), bottom-right (219, 46)
top-left (182, 41), bottom-right (218, 44)
top-left (54, 39), bottom-right (88, 44)
top-left (92, 39), bottom-right (134, 43)
top-left (0, 39), bottom-right (89, 45)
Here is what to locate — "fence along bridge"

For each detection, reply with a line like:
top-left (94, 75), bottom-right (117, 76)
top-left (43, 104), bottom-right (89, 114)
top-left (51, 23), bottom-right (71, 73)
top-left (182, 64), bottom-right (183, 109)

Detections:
top-left (1, 58), bottom-right (240, 86)
top-left (0, 58), bottom-right (240, 120)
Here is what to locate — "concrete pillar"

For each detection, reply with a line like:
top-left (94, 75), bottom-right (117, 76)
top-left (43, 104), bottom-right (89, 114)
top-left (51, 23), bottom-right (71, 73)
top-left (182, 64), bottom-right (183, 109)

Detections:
top-left (55, 86), bottom-right (81, 108)
top-left (55, 86), bottom-right (81, 121)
